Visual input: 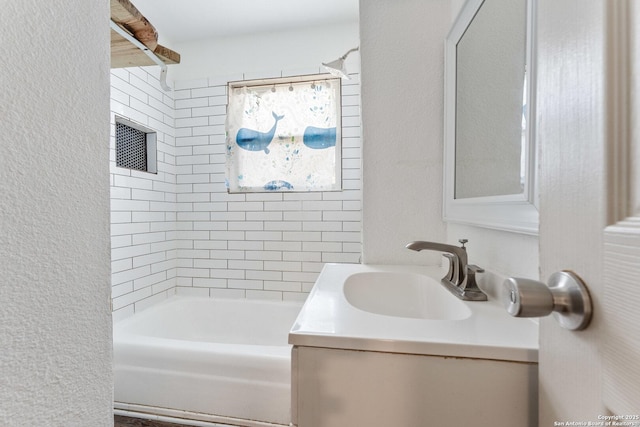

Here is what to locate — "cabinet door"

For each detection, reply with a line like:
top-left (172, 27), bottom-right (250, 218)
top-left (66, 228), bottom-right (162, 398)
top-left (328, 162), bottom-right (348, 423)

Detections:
top-left (292, 346), bottom-right (537, 427)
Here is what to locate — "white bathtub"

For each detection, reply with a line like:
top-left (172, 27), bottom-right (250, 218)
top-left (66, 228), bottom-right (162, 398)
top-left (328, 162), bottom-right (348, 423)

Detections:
top-left (113, 296), bottom-right (304, 427)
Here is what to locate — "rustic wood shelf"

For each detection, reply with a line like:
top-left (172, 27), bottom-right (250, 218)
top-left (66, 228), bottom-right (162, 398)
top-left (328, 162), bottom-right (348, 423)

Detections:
top-left (110, 0), bottom-right (180, 69)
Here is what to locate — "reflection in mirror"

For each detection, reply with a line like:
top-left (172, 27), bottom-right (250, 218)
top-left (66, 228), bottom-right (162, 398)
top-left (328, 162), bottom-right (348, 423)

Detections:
top-left (443, 0), bottom-right (538, 234)
top-left (454, 0), bottom-right (527, 199)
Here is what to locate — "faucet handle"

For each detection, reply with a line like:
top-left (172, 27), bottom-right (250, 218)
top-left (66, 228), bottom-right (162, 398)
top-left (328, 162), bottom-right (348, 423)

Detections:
top-left (460, 264), bottom-right (487, 300)
top-left (442, 253), bottom-right (458, 283)
top-left (458, 239), bottom-right (468, 248)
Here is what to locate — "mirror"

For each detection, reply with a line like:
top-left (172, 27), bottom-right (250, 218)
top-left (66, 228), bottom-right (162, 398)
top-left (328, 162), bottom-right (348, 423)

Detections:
top-left (443, 0), bottom-right (538, 234)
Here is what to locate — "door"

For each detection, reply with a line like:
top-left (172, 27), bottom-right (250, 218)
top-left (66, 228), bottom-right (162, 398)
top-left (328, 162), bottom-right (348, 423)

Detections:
top-left (537, 0), bottom-right (640, 423)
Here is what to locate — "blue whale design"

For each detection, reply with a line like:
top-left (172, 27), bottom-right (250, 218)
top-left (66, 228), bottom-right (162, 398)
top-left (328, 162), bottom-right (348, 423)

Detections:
top-left (303, 126), bottom-right (336, 149)
top-left (236, 111), bottom-right (284, 154)
top-left (264, 180), bottom-right (294, 191)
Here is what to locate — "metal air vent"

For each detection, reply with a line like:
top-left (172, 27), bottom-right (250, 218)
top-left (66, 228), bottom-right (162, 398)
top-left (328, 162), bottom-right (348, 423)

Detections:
top-left (115, 116), bottom-right (157, 173)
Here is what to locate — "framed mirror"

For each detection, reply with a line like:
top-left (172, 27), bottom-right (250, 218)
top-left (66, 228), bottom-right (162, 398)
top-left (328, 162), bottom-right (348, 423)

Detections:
top-left (443, 0), bottom-right (538, 234)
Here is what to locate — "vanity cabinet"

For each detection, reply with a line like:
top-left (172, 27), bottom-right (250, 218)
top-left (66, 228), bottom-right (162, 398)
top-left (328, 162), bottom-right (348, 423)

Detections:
top-left (291, 345), bottom-right (537, 427)
top-left (288, 263), bottom-right (539, 427)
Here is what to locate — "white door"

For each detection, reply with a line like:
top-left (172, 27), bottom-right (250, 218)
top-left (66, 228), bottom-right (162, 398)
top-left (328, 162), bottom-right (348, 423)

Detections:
top-left (537, 0), bottom-right (640, 423)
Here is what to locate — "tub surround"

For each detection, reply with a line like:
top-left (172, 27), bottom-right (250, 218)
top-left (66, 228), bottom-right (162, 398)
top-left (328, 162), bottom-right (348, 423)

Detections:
top-left (110, 68), bottom-right (362, 318)
top-left (110, 65), bottom-right (178, 319)
top-left (171, 74), bottom-right (362, 300)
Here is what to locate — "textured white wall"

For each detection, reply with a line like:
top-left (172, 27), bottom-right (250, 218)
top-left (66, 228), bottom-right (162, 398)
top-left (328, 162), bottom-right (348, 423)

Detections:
top-left (0, 1), bottom-right (112, 425)
top-left (360, 0), bottom-right (449, 264)
top-left (169, 23), bottom-right (359, 82)
top-left (360, 0), bottom-right (538, 292)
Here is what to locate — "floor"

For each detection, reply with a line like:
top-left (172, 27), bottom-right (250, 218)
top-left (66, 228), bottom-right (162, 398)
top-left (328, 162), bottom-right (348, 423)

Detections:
top-left (114, 415), bottom-right (197, 427)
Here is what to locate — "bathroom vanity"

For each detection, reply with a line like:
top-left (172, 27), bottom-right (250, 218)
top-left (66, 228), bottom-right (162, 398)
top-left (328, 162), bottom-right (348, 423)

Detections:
top-left (288, 264), bottom-right (538, 427)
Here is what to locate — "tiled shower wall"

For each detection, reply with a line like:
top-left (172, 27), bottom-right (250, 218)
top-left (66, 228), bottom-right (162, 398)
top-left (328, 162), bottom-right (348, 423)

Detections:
top-left (172, 72), bottom-right (362, 302)
top-left (110, 68), bottom-right (362, 317)
top-left (110, 67), bottom-right (177, 319)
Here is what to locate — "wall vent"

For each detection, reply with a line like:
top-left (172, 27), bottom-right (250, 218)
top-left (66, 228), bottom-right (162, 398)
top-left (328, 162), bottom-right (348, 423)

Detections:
top-left (115, 116), bottom-right (157, 174)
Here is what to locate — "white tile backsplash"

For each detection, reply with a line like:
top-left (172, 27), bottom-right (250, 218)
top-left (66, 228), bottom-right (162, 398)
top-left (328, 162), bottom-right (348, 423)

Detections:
top-left (111, 69), bottom-right (362, 315)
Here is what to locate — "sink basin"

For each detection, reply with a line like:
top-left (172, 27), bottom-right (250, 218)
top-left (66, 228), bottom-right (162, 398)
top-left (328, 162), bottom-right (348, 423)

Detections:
top-left (343, 271), bottom-right (472, 320)
top-left (290, 264), bottom-right (539, 362)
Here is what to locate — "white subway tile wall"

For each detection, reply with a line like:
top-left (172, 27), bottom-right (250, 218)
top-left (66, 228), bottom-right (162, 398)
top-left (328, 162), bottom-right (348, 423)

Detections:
top-left (173, 70), bottom-right (362, 302)
top-left (110, 67), bottom-right (178, 321)
top-left (110, 68), bottom-right (362, 318)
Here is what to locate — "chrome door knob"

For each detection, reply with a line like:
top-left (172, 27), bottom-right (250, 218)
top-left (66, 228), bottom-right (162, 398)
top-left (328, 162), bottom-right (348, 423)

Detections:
top-left (503, 271), bottom-right (593, 331)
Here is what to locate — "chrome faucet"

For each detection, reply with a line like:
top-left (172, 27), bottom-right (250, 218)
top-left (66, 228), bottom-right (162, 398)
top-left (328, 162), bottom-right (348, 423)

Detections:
top-left (406, 239), bottom-right (488, 301)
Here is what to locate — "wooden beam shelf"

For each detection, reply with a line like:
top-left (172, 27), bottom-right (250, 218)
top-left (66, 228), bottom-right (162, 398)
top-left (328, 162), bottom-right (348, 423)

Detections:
top-left (110, 0), bottom-right (180, 69)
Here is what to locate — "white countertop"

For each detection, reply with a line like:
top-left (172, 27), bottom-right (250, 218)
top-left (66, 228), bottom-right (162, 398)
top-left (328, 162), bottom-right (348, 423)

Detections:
top-left (289, 263), bottom-right (539, 363)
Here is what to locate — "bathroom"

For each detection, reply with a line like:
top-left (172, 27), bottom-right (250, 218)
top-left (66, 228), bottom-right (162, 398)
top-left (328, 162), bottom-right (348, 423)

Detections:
top-left (1, 0), bottom-right (637, 426)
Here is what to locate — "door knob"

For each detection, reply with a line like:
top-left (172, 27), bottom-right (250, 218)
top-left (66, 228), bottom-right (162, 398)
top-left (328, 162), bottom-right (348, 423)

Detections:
top-left (503, 271), bottom-right (593, 330)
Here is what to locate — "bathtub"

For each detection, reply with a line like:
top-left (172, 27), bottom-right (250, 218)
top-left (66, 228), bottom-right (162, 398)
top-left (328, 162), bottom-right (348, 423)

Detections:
top-left (113, 296), bottom-right (304, 427)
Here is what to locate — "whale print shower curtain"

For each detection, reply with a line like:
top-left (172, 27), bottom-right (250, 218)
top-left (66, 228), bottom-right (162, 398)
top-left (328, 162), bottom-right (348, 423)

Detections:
top-left (225, 76), bottom-right (342, 192)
